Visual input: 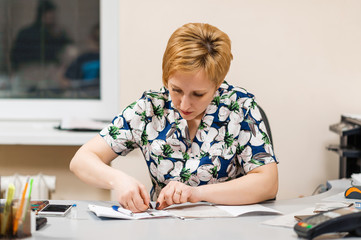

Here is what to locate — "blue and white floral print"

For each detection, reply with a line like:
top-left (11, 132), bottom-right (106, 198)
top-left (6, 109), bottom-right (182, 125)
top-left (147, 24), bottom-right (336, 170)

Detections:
top-left (100, 81), bottom-right (277, 198)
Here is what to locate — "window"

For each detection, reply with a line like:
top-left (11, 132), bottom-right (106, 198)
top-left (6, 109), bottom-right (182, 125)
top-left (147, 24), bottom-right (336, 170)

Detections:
top-left (0, 0), bottom-right (119, 119)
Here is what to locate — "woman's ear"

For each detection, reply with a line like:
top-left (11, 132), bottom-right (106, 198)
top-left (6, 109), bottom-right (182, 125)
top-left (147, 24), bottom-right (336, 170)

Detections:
top-left (215, 81), bottom-right (223, 90)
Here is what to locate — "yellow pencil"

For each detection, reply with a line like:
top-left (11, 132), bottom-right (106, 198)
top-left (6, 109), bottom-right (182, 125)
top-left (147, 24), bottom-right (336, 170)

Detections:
top-left (1, 184), bottom-right (15, 235)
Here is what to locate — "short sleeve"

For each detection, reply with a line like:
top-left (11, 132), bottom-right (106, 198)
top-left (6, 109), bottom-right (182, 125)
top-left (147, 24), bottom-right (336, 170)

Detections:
top-left (237, 100), bottom-right (278, 174)
top-left (100, 97), bottom-right (148, 155)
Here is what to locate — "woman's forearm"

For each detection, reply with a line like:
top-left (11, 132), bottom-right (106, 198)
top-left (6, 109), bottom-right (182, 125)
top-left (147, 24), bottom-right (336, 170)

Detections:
top-left (70, 149), bottom-right (123, 190)
top-left (69, 135), bottom-right (124, 190)
top-left (196, 163), bottom-right (278, 205)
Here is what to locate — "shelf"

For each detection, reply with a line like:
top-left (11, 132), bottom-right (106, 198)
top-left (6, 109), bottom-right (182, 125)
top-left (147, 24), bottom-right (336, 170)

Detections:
top-left (329, 122), bottom-right (361, 136)
top-left (0, 120), bottom-right (98, 146)
top-left (327, 144), bottom-right (361, 158)
top-left (342, 114), bottom-right (361, 126)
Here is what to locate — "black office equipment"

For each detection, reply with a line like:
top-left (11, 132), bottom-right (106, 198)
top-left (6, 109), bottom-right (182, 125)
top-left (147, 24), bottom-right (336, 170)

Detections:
top-left (36, 217), bottom-right (47, 230)
top-left (327, 115), bottom-right (361, 178)
top-left (294, 207), bottom-right (361, 239)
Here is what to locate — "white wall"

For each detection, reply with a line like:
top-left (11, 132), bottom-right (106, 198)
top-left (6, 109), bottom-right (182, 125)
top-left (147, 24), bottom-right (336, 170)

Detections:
top-left (115, 0), bottom-right (361, 200)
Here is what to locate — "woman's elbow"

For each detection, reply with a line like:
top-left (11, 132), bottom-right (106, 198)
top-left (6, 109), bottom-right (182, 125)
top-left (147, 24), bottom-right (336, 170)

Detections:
top-left (265, 167), bottom-right (279, 200)
top-left (268, 176), bottom-right (279, 199)
top-left (69, 150), bottom-right (82, 175)
top-left (259, 163), bottom-right (279, 200)
top-left (69, 156), bottom-right (77, 174)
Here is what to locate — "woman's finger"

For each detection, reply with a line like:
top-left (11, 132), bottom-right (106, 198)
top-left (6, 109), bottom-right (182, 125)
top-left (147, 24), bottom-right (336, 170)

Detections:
top-left (172, 188), bottom-right (182, 204)
top-left (139, 184), bottom-right (151, 207)
top-left (127, 199), bottom-right (138, 213)
top-left (179, 188), bottom-right (189, 203)
top-left (132, 190), bottom-right (148, 212)
top-left (156, 192), bottom-right (166, 209)
top-left (156, 185), bottom-right (173, 210)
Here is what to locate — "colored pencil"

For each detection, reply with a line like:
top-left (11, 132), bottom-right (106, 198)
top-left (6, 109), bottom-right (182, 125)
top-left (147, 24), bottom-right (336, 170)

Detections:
top-left (13, 178), bottom-right (29, 234)
top-left (19, 178), bottom-right (34, 233)
top-left (1, 184), bottom-right (15, 235)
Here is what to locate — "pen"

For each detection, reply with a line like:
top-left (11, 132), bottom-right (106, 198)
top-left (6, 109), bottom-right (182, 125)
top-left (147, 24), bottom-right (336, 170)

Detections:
top-left (21, 178), bottom-right (34, 229)
top-left (13, 177), bottom-right (29, 234)
top-left (111, 205), bottom-right (134, 216)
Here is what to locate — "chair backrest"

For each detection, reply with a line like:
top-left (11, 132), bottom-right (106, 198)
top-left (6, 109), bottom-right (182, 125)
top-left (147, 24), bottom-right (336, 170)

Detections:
top-left (257, 105), bottom-right (273, 146)
top-left (257, 105), bottom-right (276, 201)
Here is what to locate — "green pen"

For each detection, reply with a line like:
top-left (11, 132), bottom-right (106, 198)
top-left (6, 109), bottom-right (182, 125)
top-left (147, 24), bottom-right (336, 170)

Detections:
top-left (21, 178), bottom-right (34, 225)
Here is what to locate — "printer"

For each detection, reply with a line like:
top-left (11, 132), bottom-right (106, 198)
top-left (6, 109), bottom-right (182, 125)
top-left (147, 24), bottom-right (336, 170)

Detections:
top-left (328, 114), bottom-right (361, 178)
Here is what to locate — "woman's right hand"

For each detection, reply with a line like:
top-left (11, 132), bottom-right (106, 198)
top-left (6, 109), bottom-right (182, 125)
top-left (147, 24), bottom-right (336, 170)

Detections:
top-left (113, 174), bottom-right (150, 213)
top-left (70, 135), bottom-right (150, 213)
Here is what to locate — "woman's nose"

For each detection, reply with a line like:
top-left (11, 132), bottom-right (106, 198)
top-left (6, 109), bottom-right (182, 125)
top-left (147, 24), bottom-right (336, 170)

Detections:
top-left (180, 95), bottom-right (191, 110)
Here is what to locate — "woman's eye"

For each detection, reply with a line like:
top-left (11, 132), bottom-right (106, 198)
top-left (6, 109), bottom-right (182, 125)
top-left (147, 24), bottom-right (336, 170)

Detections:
top-left (172, 89), bottom-right (181, 93)
top-left (194, 93), bottom-right (205, 97)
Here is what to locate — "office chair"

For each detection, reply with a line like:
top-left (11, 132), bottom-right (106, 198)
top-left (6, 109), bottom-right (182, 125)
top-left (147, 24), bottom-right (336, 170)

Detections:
top-left (257, 105), bottom-right (273, 146)
top-left (257, 105), bottom-right (277, 202)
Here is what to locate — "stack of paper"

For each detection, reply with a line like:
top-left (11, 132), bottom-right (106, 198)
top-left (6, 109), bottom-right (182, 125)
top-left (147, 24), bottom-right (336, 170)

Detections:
top-left (88, 203), bottom-right (282, 220)
top-left (88, 204), bottom-right (173, 220)
top-left (58, 117), bottom-right (108, 131)
top-left (351, 173), bottom-right (361, 186)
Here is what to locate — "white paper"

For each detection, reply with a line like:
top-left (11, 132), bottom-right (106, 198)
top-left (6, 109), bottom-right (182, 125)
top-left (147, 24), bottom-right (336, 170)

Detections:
top-left (89, 203), bottom-right (282, 220)
top-left (322, 192), bottom-right (355, 203)
top-left (351, 173), bottom-right (361, 186)
top-left (88, 204), bottom-right (173, 220)
top-left (164, 202), bottom-right (281, 219)
top-left (262, 207), bottom-right (315, 228)
top-left (342, 114), bottom-right (361, 120)
top-left (60, 117), bottom-right (108, 131)
top-left (165, 202), bottom-right (232, 218)
top-left (314, 202), bottom-right (353, 212)
top-left (262, 202), bottom-right (354, 229)
top-left (216, 204), bottom-right (282, 217)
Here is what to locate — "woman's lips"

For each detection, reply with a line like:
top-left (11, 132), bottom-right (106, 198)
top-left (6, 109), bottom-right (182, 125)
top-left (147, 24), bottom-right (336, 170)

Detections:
top-left (180, 110), bottom-right (192, 115)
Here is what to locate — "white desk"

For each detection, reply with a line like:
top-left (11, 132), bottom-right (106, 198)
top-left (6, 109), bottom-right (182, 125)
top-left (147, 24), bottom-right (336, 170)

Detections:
top-left (28, 179), bottom-right (359, 240)
top-left (0, 120), bottom-right (96, 146)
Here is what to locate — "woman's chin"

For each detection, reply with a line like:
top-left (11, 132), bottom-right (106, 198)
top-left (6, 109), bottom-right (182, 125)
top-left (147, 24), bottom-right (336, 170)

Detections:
top-left (181, 114), bottom-right (193, 120)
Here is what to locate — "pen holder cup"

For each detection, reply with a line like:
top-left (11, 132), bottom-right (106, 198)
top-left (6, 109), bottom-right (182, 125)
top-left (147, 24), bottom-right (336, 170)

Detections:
top-left (0, 203), bottom-right (13, 238)
top-left (0, 201), bottom-right (32, 239)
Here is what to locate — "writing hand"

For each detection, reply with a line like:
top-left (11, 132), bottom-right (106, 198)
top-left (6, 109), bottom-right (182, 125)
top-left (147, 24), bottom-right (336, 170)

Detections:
top-left (113, 175), bottom-right (150, 213)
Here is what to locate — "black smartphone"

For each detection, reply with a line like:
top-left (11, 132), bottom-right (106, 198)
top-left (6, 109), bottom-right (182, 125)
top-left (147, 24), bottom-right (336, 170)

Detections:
top-left (37, 204), bottom-right (72, 217)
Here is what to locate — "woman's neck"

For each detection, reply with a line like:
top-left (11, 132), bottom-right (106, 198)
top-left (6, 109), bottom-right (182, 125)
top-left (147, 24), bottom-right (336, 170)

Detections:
top-left (186, 111), bottom-right (204, 142)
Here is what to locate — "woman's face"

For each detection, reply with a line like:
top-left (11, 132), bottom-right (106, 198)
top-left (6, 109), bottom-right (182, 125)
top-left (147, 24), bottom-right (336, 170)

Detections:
top-left (168, 70), bottom-right (218, 121)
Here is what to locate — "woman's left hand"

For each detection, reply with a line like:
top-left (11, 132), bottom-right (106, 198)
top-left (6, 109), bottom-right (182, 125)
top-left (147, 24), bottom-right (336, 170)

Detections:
top-left (155, 181), bottom-right (201, 210)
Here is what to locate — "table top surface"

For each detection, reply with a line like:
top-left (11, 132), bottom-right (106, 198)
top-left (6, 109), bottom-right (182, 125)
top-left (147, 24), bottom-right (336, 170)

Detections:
top-left (0, 120), bottom-right (96, 146)
top-left (26, 179), bottom-right (359, 240)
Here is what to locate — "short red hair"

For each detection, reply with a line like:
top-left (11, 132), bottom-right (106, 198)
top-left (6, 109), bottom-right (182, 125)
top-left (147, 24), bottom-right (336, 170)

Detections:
top-left (162, 23), bottom-right (233, 87)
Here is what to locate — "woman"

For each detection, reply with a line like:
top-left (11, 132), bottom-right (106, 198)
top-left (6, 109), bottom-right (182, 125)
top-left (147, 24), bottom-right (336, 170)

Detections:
top-left (70, 23), bottom-right (278, 213)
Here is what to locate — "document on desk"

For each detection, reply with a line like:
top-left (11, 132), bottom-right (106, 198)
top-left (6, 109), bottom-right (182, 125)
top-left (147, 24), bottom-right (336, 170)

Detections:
top-left (261, 202), bottom-right (353, 228)
top-left (88, 204), bottom-right (173, 220)
top-left (88, 203), bottom-right (282, 220)
top-left (165, 202), bottom-right (282, 219)
top-left (322, 192), bottom-right (356, 203)
top-left (262, 207), bottom-right (315, 228)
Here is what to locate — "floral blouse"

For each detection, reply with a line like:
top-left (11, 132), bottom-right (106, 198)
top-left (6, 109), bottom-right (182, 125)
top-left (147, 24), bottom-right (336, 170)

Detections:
top-left (100, 81), bottom-right (277, 199)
